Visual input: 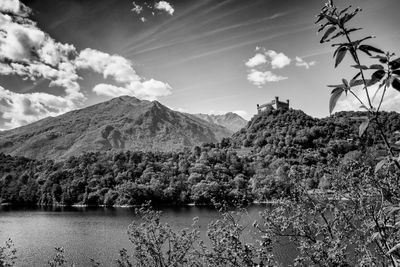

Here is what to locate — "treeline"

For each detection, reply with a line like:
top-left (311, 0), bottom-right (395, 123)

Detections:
top-left (1, 109), bottom-right (398, 207)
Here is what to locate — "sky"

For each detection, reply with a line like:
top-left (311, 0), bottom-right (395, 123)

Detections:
top-left (1, 0), bottom-right (400, 130)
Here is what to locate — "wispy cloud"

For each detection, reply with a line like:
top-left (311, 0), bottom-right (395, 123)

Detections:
top-left (295, 56), bottom-right (316, 69)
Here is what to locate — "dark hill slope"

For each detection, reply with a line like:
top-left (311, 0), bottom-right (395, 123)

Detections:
top-left (232, 108), bottom-right (400, 156)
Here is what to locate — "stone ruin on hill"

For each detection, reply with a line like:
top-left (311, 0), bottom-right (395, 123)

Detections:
top-left (257, 96), bottom-right (289, 114)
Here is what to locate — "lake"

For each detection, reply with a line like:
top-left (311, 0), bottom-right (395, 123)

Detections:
top-left (0, 205), bottom-right (295, 266)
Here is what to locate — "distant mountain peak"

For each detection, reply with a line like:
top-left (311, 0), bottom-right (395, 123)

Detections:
top-left (192, 112), bottom-right (247, 133)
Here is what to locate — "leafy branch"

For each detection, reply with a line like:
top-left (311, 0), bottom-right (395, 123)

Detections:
top-left (316, 0), bottom-right (400, 172)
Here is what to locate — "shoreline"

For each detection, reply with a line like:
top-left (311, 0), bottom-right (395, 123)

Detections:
top-left (0, 201), bottom-right (278, 209)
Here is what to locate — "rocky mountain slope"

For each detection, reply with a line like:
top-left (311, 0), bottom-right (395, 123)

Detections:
top-left (0, 96), bottom-right (232, 160)
top-left (193, 112), bottom-right (247, 132)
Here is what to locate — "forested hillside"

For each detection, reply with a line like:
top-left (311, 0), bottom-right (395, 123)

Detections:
top-left (1, 108), bottom-right (399, 206)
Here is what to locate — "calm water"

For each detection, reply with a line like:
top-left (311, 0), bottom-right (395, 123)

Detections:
top-left (0, 205), bottom-right (295, 266)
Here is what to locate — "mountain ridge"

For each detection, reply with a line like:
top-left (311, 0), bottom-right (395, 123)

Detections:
top-left (0, 96), bottom-right (233, 159)
top-left (192, 112), bottom-right (247, 133)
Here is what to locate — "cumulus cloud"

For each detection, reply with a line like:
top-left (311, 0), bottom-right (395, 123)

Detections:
top-left (0, 85), bottom-right (75, 130)
top-left (154, 1), bottom-right (174, 15)
top-left (295, 57), bottom-right (316, 69)
top-left (76, 48), bottom-right (172, 100)
top-left (0, 1), bottom-right (173, 129)
top-left (245, 49), bottom-right (290, 87)
top-left (76, 48), bottom-right (141, 84)
top-left (247, 69), bottom-right (287, 87)
top-left (0, 6), bottom-right (83, 103)
top-left (93, 80), bottom-right (171, 101)
top-left (265, 50), bottom-right (291, 69)
top-left (245, 47), bottom-right (316, 87)
top-left (0, 0), bottom-right (30, 16)
top-left (247, 49), bottom-right (291, 69)
top-left (245, 53), bottom-right (267, 68)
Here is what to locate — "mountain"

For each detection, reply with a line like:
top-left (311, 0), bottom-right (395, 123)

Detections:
top-left (0, 96), bottom-right (232, 160)
top-left (193, 112), bottom-right (247, 133)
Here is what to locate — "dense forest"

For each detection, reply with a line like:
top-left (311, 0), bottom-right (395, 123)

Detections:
top-left (1, 108), bottom-right (399, 207)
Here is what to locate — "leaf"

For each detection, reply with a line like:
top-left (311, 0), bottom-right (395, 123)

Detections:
top-left (327, 31), bottom-right (344, 41)
top-left (327, 84), bottom-right (345, 88)
top-left (339, 6), bottom-right (352, 16)
top-left (392, 78), bottom-right (400, 92)
top-left (345, 28), bottom-right (362, 34)
top-left (350, 72), bottom-right (361, 82)
top-left (349, 49), bottom-right (358, 62)
top-left (359, 118), bottom-right (369, 137)
top-left (369, 64), bottom-right (384, 70)
top-left (351, 65), bottom-right (368, 70)
top-left (329, 88), bottom-right (344, 114)
top-left (318, 22), bottom-right (331, 32)
top-left (321, 26), bottom-right (337, 43)
top-left (370, 70), bottom-right (386, 85)
top-left (350, 79), bottom-right (364, 87)
top-left (342, 79), bottom-right (349, 88)
top-left (392, 69), bottom-right (400, 76)
top-left (389, 58), bottom-right (400, 70)
top-left (335, 47), bottom-right (347, 68)
top-left (371, 55), bottom-right (387, 60)
top-left (342, 12), bottom-right (357, 24)
top-left (323, 14), bottom-right (338, 24)
top-left (358, 45), bottom-right (384, 54)
top-left (315, 14), bottom-right (325, 24)
top-left (375, 159), bottom-right (387, 173)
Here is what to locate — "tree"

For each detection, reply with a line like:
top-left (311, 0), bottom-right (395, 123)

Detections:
top-left (255, 1), bottom-right (400, 266)
top-left (0, 239), bottom-right (16, 267)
